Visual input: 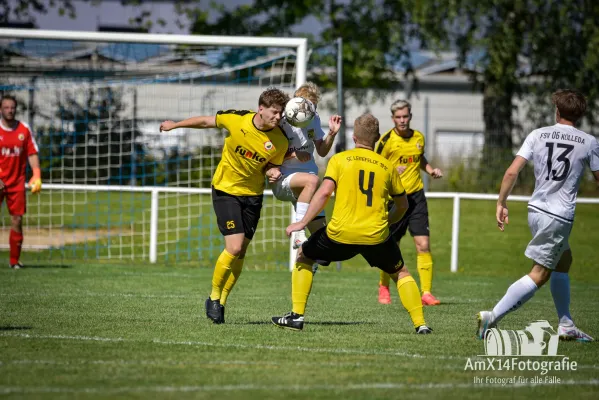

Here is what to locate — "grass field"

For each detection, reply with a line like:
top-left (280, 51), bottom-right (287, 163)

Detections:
top-left (1, 198), bottom-right (598, 399)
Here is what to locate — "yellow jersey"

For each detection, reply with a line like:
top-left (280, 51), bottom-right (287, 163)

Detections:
top-left (376, 129), bottom-right (425, 194)
top-left (324, 148), bottom-right (406, 245)
top-left (213, 110), bottom-right (288, 196)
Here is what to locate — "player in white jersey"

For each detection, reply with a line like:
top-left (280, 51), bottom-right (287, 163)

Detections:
top-left (271, 82), bottom-right (342, 248)
top-left (478, 90), bottom-right (599, 342)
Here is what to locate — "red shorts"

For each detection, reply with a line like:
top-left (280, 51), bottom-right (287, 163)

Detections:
top-left (0, 190), bottom-right (26, 216)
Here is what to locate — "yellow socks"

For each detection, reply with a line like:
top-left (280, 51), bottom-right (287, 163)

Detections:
top-left (379, 270), bottom-right (391, 287)
top-left (210, 249), bottom-right (238, 301)
top-left (220, 257), bottom-right (245, 306)
top-left (397, 275), bottom-right (426, 328)
top-left (292, 262), bottom-right (314, 315)
top-left (417, 252), bottom-right (433, 294)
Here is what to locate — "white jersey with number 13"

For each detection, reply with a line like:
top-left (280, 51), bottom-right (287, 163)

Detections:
top-left (517, 123), bottom-right (599, 222)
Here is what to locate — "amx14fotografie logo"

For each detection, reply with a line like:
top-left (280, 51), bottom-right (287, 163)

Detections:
top-left (465, 321), bottom-right (578, 386)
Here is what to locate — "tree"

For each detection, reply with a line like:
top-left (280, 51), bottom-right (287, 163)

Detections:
top-left (187, 0), bottom-right (416, 94)
top-left (409, 0), bottom-right (599, 188)
top-left (0, 0), bottom-right (78, 23)
top-left (178, 0), bottom-right (599, 191)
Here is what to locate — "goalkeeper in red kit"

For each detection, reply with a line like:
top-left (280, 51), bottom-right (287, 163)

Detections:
top-left (0, 95), bottom-right (41, 269)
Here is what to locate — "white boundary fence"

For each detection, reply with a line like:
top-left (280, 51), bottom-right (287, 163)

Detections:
top-left (41, 184), bottom-right (599, 272)
top-left (428, 192), bottom-right (599, 273)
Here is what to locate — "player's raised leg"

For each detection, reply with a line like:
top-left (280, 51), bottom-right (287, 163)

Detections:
top-left (288, 172), bottom-right (320, 248)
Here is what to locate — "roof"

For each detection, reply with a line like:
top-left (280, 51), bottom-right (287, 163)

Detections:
top-left (1, 38), bottom-right (529, 79)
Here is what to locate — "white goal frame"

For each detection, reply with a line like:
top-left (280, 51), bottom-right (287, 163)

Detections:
top-left (0, 28), bottom-right (308, 268)
top-left (0, 28), bottom-right (308, 89)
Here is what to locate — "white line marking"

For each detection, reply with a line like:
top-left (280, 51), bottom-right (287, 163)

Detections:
top-left (0, 292), bottom-right (189, 299)
top-left (3, 333), bottom-right (599, 368)
top-left (0, 332), bottom-right (460, 360)
top-left (0, 359), bottom-right (368, 368)
top-left (0, 380), bottom-right (598, 394)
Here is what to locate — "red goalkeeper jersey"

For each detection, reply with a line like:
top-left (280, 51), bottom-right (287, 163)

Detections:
top-left (0, 120), bottom-right (39, 192)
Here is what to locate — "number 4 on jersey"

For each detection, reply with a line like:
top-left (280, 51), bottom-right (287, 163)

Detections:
top-left (359, 169), bottom-right (375, 207)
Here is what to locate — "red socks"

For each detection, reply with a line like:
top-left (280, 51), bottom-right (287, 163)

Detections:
top-left (9, 229), bottom-right (23, 265)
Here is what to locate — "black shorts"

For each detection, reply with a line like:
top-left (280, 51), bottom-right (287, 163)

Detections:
top-left (302, 227), bottom-right (404, 274)
top-left (212, 187), bottom-right (263, 239)
top-left (389, 189), bottom-right (430, 241)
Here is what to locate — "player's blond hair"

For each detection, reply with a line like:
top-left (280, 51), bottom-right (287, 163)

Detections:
top-left (294, 82), bottom-right (321, 106)
top-left (259, 87), bottom-right (290, 109)
top-left (354, 113), bottom-right (380, 147)
top-left (552, 89), bottom-right (587, 123)
top-left (390, 99), bottom-right (411, 115)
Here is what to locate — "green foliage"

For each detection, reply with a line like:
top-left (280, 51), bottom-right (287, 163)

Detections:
top-left (0, 0), bottom-right (78, 22)
top-left (173, 0), bottom-right (599, 190)
top-left (408, 0), bottom-right (599, 188)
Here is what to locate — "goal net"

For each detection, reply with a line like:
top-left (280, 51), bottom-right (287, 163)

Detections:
top-left (0, 29), bottom-right (307, 269)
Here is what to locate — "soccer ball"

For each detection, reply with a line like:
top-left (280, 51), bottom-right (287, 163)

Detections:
top-left (284, 97), bottom-right (316, 128)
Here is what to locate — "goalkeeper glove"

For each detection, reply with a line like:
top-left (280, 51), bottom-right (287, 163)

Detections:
top-left (29, 167), bottom-right (42, 194)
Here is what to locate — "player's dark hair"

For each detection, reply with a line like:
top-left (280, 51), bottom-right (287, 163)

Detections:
top-left (354, 113), bottom-right (380, 147)
top-left (0, 95), bottom-right (17, 107)
top-left (552, 90), bottom-right (586, 123)
top-left (259, 88), bottom-right (290, 109)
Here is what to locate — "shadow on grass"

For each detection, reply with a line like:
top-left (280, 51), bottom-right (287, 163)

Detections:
top-left (309, 321), bottom-right (374, 326)
top-left (242, 321), bottom-right (373, 326)
top-left (0, 326), bottom-right (32, 331)
top-left (20, 264), bottom-right (72, 269)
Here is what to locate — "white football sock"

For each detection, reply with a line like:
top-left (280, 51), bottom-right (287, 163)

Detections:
top-left (295, 202), bottom-right (309, 223)
top-left (492, 275), bottom-right (538, 323)
top-left (550, 272), bottom-right (573, 326)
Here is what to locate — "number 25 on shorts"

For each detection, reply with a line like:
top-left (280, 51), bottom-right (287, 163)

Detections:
top-left (226, 220), bottom-right (236, 230)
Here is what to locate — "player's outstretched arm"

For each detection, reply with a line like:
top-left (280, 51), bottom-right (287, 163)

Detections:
top-left (286, 179), bottom-right (335, 236)
top-left (389, 193), bottom-right (409, 225)
top-left (496, 155), bottom-right (528, 231)
top-left (159, 116), bottom-right (217, 132)
top-left (28, 154), bottom-right (42, 194)
top-left (315, 115), bottom-right (342, 157)
top-left (420, 155), bottom-right (443, 179)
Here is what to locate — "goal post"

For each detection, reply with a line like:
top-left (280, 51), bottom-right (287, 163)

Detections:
top-left (0, 28), bottom-right (307, 269)
top-left (0, 28), bottom-right (308, 89)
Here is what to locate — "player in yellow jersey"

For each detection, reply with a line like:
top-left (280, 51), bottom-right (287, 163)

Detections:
top-left (159, 88), bottom-right (289, 324)
top-left (376, 100), bottom-right (443, 306)
top-left (271, 113), bottom-right (432, 334)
